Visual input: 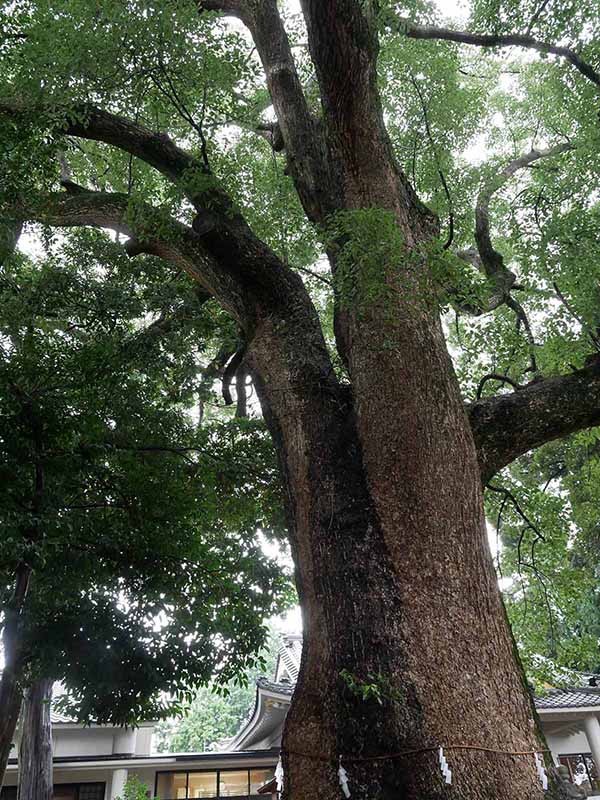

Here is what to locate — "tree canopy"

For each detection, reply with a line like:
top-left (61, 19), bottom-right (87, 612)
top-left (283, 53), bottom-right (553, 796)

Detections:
top-left (2, 0), bottom-right (600, 796)
top-left (0, 228), bottom-right (291, 725)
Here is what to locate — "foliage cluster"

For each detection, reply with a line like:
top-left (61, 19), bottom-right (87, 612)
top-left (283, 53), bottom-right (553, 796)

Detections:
top-left (0, 229), bottom-right (291, 723)
top-left (154, 631), bottom-right (279, 753)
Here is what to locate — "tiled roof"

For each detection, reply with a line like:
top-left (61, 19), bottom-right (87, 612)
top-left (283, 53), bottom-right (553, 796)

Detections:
top-left (256, 677), bottom-right (295, 697)
top-left (535, 687), bottom-right (600, 709)
top-left (277, 635), bottom-right (302, 682)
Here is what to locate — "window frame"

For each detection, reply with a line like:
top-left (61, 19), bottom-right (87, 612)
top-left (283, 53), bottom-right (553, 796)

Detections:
top-left (558, 753), bottom-right (597, 786)
top-left (154, 767), bottom-right (274, 799)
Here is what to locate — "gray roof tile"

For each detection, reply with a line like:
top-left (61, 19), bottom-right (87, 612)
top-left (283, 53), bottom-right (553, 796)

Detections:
top-left (535, 687), bottom-right (600, 709)
top-left (256, 677), bottom-right (295, 696)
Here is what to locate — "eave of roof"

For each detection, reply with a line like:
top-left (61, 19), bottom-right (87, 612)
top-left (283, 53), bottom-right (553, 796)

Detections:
top-left (256, 678), bottom-right (294, 696)
top-left (50, 718), bottom-right (156, 729)
top-left (5, 748), bottom-right (280, 772)
top-left (277, 637), bottom-right (301, 682)
top-left (227, 681), bottom-right (293, 752)
top-left (51, 711), bottom-right (74, 724)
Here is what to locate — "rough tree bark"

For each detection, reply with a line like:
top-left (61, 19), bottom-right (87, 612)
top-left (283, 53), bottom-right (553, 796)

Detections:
top-left (3, 0), bottom-right (598, 796)
top-left (0, 566), bottom-right (32, 791)
top-left (17, 678), bottom-right (54, 800)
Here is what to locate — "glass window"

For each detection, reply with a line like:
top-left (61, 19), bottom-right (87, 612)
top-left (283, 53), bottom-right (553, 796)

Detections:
top-left (250, 769), bottom-right (273, 795)
top-left (0, 789), bottom-right (17, 800)
top-left (188, 772), bottom-right (217, 798)
top-left (218, 770), bottom-right (249, 797)
top-left (157, 773), bottom-right (188, 799)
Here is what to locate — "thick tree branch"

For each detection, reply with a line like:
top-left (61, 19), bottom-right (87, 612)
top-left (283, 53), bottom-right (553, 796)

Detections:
top-left (476, 372), bottom-right (523, 400)
top-left (0, 101), bottom-right (207, 206)
top-left (1, 102), bottom-right (322, 333)
top-left (247, 1), bottom-right (335, 221)
top-left (384, 13), bottom-right (600, 91)
top-left (299, 0), bottom-right (435, 240)
top-left (201, 0), bottom-right (333, 222)
top-left (235, 363), bottom-right (249, 418)
top-left (469, 359), bottom-right (600, 482)
top-left (10, 189), bottom-right (251, 320)
top-left (475, 143), bottom-right (573, 282)
top-left (197, 343), bottom-right (238, 423)
top-left (199, 0), bottom-right (244, 14)
top-left (474, 143), bottom-right (572, 368)
top-left (222, 344), bottom-right (247, 406)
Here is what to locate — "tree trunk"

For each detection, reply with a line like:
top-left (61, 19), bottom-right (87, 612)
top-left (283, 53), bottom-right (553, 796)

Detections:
top-left (241, 4), bottom-right (559, 798)
top-left (1, 3), bottom-right (573, 796)
top-left (251, 306), bottom-right (551, 798)
top-left (17, 678), bottom-right (54, 800)
top-left (0, 674), bottom-right (23, 791)
top-left (0, 565), bottom-right (31, 790)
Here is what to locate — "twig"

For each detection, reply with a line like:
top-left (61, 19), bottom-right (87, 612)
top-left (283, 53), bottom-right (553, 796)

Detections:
top-left (409, 71), bottom-right (454, 250)
top-left (506, 295), bottom-right (538, 373)
top-left (486, 484), bottom-right (545, 543)
top-left (476, 372), bottom-right (522, 400)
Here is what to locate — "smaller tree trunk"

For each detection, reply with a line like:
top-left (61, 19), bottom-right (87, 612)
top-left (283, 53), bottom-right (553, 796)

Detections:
top-left (0, 675), bottom-right (23, 790)
top-left (17, 678), bottom-right (54, 800)
top-left (0, 565), bottom-right (32, 790)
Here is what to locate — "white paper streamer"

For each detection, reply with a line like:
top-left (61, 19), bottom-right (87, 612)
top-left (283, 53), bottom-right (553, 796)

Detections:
top-left (438, 747), bottom-right (452, 785)
top-left (534, 752), bottom-right (548, 791)
top-left (338, 756), bottom-right (351, 798)
top-left (275, 755), bottom-right (285, 793)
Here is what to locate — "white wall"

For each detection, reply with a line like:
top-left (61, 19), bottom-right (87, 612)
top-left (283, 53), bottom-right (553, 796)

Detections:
top-left (9, 724), bottom-right (152, 761)
top-left (546, 729), bottom-right (591, 759)
top-left (135, 727), bottom-right (153, 756)
top-left (47, 724), bottom-right (152, 758)
top-left (1, 767), bottom-right (114, 796)
top-left (53, 729), bottom-right (116, 758)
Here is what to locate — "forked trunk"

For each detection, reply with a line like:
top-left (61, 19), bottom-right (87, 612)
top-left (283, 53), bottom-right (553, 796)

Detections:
top-left (246, 143), bottom-right (555, 798)
top-left (17, 678), bottom-right (54, 800)
top-left (249, 282), bottom-right (553, 798)
top-left (249, 4), bottom-right (558, 796)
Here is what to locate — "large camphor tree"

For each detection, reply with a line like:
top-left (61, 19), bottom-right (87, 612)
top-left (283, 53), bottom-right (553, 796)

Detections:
top-left (1, 0), bottom-right (599, 797)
